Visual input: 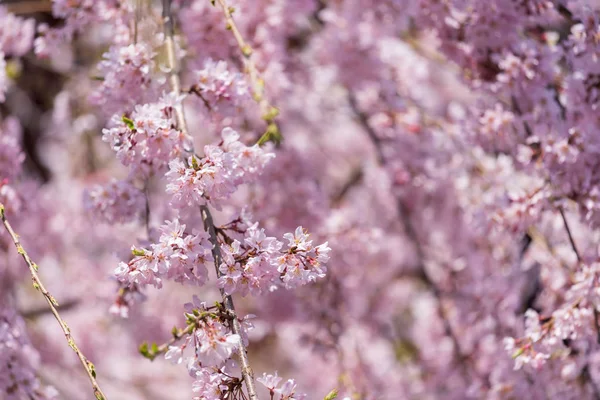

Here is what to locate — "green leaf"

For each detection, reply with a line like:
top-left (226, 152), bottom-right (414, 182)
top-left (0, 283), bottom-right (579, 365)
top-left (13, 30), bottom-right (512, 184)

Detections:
top-left (191, 155), bottom-right (200, 170)
top-left (324, 389), bottom-right (338, 400)
top-left (132, 247), bottom-right (146, 257)
top-left (261, 106), bottom-right (280, 122)
top-left (121, 115), bottom-right (135, 130)
top-left (512, 348), bottom-right (525, 359)
top-left (139, 342), bottom-right (150, 358)
top-left (257, 123), bottom-right (282, 146)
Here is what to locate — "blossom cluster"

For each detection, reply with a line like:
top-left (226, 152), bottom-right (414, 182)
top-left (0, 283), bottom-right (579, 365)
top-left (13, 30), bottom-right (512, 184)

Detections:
top-left (219, 224), bottom-right (331, 295)
top-left (191, 59), bottom-right (249, 114)
top-left (0, 309), bottom-right (58, 400)
top-left (0, 5), bottom-right (34, 102)
top-left (115, 219), bottom-right (213, 289)
top-left (166, 127), bottom-right (274, 208)
top-left (102, 93), bottom-right (192, 177)
top-left (14, 0), bottom-right (600, 399)
top-left (0, 117), bottom-right (24, 182)
top-left (90, 42), bottom-right (163, 115)
top-left (83, 179), bottom-right (145, 224)
top-left (257, 372), bottom-right (306, 400)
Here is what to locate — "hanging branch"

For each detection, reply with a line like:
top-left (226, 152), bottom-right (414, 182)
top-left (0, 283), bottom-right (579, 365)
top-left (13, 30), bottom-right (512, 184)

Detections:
top-left (214, 0), bottom-right (282, 146)
top-left (161, 1), bottom-right (259, 399)
top-left (0, 204), bottom-right (108, 400)
top-left (348, 91), bottom-right (471, 381)
top-left (200, 205), bottom-right (259, 400)
top-left (559, 207), bottom-right (581, 263)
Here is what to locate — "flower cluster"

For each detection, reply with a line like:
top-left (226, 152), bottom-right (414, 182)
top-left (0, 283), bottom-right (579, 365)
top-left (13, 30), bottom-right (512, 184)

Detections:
top-left (161, 298), bottom-right (246, 400)
top-left (257, 372), bottom-right (306, 400)
top-left (115, 219), bottom-right (213, 289)
top-left (90, 42), bottom-right (163, 115)
top-left (0, 6), bottom-right (35, 57)
top-left (0, 6), bottom-right (35, 102)
top-left (166, 127), bottom-right (274, 208)
top-left (102, 93), bottom-right (192, 177)
top-left (83, 179), bottom-right (145, 224)
top-left (218, 224), bottom-right (331, 295)
top-left (0, 117), bottom-right (24, 182)
top-left (191, 59), bottom-right (249, 114)
top-left (0, 309), bottom-right (58, 400)
top-left (34, 0), bottom-right (122, 58)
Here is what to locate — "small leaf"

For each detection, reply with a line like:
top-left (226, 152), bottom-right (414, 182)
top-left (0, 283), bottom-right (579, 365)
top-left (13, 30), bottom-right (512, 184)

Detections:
top-left (261, 106), bottom-right (280, 122)
top-left (139, 341), bottom-right (150, 357)
top-left (132, 248), bottom-right (146, 257)
top-left (121, 115), bottom-right (135, 130)
top-left (324, 389), bottom-right (338, 400)
top-left (191, 155), bottom-right (200, 170)
top-left (257, 123), bottom-right (282, 146)
top-left (512, 348), bottom-right (525, 359)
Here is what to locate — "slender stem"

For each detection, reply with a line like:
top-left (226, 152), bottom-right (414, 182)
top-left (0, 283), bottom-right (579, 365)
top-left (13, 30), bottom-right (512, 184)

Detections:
top-left (201, 205), bottom-right (259, 400)
top-left (347, 92), bottom-right (385, 164)
top-left (215, 0), bottom-right (282, 145)
top-left (161, 0), bottom-right (193, 153)
top-left (348, 90), bottom-right (470, 380)
top-left (143, 181), bottom-right (151, 239)
top-left (161, 1), bottom-right (259, 398)
top-left (559, 207), bottom-right (581, 263)
top-left (0, 204), bottom-right (107, 400)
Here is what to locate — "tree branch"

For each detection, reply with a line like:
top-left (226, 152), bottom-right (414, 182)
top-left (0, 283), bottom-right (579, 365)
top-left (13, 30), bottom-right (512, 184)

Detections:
top-left (201, 205), bottom-right (259, 400)
top-left (0, 204), bottom-right (107, 400)
top-left (214, 0), bottom-right (282, 146)
top-left (161, 1), bottom-right (259, 398)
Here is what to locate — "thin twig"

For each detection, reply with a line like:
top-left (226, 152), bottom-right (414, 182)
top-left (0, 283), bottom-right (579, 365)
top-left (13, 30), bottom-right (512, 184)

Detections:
top-left (559, 207), bottom-right (581, 262)
top-left (143, 181), bottom-right (151, 240)
top-left (214, 0), bottom-right (281, 146)
top-left (161, 0), bottom-right (192, 152)
top-left (140, 323), bottom-right (195, 361)
top-left (348, 92), bottom-right (385, 165)
top-left (559, 208), bottom-right (600, 393)
top-left (348, 90), bottom-right (471, 381)
top-left (201, 205), bottom-right (259, 400)
top-left (0, 204), bottom-right (107, 400)
top-left (161, 1), bottom-right (259, 398)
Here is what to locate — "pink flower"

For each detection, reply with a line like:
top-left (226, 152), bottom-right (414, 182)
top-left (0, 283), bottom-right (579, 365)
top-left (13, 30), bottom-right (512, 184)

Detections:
top-left (102, 94), bottom-right (192, 177)
top-left (195, 320), bottom-right (240, 367)
top-left (83, 179), bottom-right (145, 224)
top-left (193, 59), bottom-right (248, 114)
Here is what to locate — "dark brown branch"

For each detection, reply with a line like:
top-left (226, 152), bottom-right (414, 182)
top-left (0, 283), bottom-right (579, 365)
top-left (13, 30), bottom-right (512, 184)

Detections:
top-left (161, 1), bottom-right (259, 398)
